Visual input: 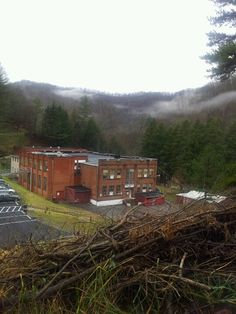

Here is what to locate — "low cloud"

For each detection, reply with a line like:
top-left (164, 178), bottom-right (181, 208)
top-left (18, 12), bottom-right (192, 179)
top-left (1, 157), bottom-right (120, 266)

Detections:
top-left (54, 88), bottom-right (94, 99)
top-left (148, 91), bottom-right (236, 117)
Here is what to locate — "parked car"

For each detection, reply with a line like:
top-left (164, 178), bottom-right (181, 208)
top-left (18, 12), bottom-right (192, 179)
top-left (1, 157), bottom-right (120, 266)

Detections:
top-left (0, 187), bottom-right (16, 193)
top-left (0, 191), bottom-right (20, 202)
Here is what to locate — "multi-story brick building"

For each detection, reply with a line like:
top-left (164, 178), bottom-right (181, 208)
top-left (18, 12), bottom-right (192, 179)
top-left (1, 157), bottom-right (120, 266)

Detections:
top-left (17, 147), bottom-right (157, 206)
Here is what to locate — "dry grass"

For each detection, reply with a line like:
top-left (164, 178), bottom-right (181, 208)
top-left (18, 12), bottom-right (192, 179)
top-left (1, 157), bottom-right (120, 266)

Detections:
top-left (1, 198), bottom-right (236, 313)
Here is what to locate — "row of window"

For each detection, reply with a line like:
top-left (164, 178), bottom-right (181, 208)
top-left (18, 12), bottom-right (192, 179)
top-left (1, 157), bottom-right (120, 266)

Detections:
top-left (12, 156), bottom-right (19, 162)
top-left (102, 169), bottom-right (122, 179)
top-left (20, 157), bottom-right (48, 172)
top-left (102, 185), bottom-right (122, 196)
top-left (102, 168), bottom-right (155, 180)
top-left (32, 174), bottom-right (47, 191)
top-left (137, 183), bottom-right (153, 193)
top-left (101, 183), bottom-right (153, 197)
top-left (20, 173), bottom-right (47, 192)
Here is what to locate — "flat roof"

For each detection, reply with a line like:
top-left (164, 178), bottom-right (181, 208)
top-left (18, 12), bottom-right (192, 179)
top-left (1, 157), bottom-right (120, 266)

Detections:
top-left (31, 150), bottom-right (156, 166)
top-left (176, 190), bottom-right (227, 203)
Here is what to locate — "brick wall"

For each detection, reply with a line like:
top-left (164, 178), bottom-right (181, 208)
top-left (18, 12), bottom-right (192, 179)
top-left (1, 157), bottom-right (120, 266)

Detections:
top-left (80, 164), bottom-right (98, 200)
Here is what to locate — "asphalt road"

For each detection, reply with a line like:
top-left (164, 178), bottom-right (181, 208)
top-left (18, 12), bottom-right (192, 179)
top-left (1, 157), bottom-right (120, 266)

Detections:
top-left (0, 201), bottom-right (68, 248)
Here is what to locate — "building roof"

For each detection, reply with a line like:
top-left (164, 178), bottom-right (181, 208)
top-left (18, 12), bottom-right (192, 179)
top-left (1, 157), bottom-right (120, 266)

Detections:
top-left (30, 149), bottom-right (156, 166)
top-left (176, 190), bottom-right (227, 203)
top-left (135, 190), bottom-right (163, 198)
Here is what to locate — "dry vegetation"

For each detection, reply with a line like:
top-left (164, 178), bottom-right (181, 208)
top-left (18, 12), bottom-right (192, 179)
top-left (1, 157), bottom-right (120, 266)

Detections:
top-left (1, 199), bottom-right (236, 313)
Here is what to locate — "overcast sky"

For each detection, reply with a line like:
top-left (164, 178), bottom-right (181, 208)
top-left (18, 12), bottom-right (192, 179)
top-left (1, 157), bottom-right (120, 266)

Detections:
top-left (1, 0), bottom-right (216, 93)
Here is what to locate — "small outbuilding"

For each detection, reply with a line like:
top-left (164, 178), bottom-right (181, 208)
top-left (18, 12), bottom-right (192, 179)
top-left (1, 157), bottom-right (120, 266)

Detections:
top-left (176, 190), bottom-right (227, 205)
top-left (135, 190), bottom-right (165, 206)
top-left (65, 186), bottom-right (91, 204)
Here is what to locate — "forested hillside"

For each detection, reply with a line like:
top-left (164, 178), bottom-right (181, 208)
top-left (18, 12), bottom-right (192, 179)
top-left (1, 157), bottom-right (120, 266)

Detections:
top-left (142, 118), bottom-right (236, 191)
top-left (1, 63), bottom-right (236, 191)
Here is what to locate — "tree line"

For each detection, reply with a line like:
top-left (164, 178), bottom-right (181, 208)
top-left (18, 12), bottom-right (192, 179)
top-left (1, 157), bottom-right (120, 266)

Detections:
top-left (141, 117), bottom-right (236, 191)
top-left (0, 68), bottom-right (123, 154)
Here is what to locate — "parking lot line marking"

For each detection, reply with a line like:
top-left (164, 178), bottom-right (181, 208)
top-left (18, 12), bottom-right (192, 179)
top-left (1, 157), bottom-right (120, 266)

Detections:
top-left (13, 206), bottom-right (16, 211)
top-left (0, 214), bottom-right (27, 220)
top-left (18, 207), bottom-right (22, 211)
top-left (6, 207), bottom-right (10, 212)
top-left (0, 219), bottom-right (37, 226)
top-left (0, 207), bottom-right (5, 212)
top-left (26, 215), bottom-right (32, 220)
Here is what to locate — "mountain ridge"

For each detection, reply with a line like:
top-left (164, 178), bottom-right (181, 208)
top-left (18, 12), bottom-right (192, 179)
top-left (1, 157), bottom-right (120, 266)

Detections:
top-left (10, 79), bottom-right (236, 119)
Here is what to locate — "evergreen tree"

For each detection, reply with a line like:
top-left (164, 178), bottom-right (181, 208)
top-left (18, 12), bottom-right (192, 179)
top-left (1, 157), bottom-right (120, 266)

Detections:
top-left (70, 96), bottom-right (104, 150)
top-left (0, 64), bottom-right (9, 123)
top-left (80, 117), bottom-right (103, 150)
top-left (106, 135), bottom-right (125, 155)
top-left (141, 119), bottom-right (159, 158)
top-left (204, 0), bottom-right (236, 80)
top-left (191, 144), bottom-right (225, 190)
top-left (203, 42), bottom-right (236, 80)
top-left (42, 103), bottom-right (72, 146)
top-left (225, 120), bottom-right (236, 162)
top-left (141, 116), bottom-right (234, 190)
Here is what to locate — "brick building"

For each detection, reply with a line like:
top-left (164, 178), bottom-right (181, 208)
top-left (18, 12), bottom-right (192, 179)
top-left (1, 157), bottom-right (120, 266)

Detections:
top-left (17, 147), bottom-right (157, 206)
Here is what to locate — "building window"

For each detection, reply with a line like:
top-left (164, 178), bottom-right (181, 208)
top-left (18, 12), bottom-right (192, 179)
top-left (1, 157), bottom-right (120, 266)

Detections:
top-left (102, 186), bottom-right (107, 196)
top-left (116, 185), bottom-right (121, 195)
top-left (143, 169), bottom-right (148, 178)
top-left (43, 177), bottom-right (47, 191)
top-left (38, 175), bottom-right (41, 188)
top-left (109, 185), bottom-right (114, 195)
top-left (33, 174), bottom-right (36, 187)
top-left (116, 169), bottom-right (122, 178)
top-left (126, 169), bottom-right (134, 184)
top-left (137, 184), bottom-right (141, 193)
top-left (109, 169), bottom-right (115, 179)
top-left (27, 173), bottom-right (30, 185)
top-left (142, 184), bottom-right (147, 192)
top-left (149, 168), bottom-right (155, 177)
top-left (43, 160), bottom-right (48, 172)
top-left (138, 169), bottom-right (143, 178)
top-left (33, 159), bottom-right (36, 169)
top-left (103, 169), bottom-right (109, 179)
top-left (29, 158), bottom-right (32, 167)
top-left (39, 160), bottom-right (42, 171)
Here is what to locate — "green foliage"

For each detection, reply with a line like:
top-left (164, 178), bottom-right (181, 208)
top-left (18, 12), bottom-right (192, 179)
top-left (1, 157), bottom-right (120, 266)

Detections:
top-left (105, 135), bottom-right (125, 155)
top-left (71, 97), bottom-right (105, 151)
top-left (204, 0), bottom-right (236, 80)
top-left (213, 163), bottom-right (236, 191)
top-left (42, 103), bottom-right (72, 146)
top-left (0, 65), bottom-right (106, 153)
top-left (191, 144), bottom-right (225, 189)
top-left (0, 129), bottom-right (28, 156)
top-left (0, 64), bottom-right (9, 122)
top-left (141, 117), bottom-right (236, 191)
top-left (203, 42), bottom-right (236, 80)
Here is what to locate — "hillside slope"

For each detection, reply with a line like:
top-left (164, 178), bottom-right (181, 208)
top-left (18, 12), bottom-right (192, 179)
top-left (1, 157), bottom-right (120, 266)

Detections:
top-left (11, 79), bottom-right (236, 120)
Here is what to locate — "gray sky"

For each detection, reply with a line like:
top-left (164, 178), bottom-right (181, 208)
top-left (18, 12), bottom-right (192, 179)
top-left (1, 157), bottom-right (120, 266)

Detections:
top-left (1, 0), bottom-right (216, 93)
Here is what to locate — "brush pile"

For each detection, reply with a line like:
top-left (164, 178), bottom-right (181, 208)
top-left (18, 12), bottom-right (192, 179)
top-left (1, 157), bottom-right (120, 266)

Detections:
top-left (1, 199), bottom-right (236, 313)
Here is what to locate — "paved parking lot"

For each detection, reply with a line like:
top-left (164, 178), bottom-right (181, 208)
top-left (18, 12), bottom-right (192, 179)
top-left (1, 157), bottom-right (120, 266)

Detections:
top-left (0, 202), bottom-right (35, 226)
top-left (0, 201), bottom-right (68, 248)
